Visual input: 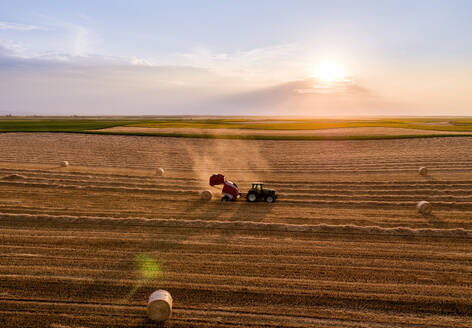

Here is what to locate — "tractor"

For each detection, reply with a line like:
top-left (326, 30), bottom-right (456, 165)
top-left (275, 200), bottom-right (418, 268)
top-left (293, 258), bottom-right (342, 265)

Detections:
top-left (246, 183), bottom-right (277, 203)
top-left (209, 174), bottom-right (277, 203)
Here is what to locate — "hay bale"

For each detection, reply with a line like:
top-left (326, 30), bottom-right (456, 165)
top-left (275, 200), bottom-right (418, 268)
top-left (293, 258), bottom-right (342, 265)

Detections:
top-left (147, 290), bottom-right (172, 322)
top-left (156, 168), bottom-right (165, 176)
top-left (418, 166), bottom-right (428, 176)
top-left (417, 201), bottom-right (432, 215)
top-left (61, 161), bottom-right (69, 167)
top-left (201, 190), bottom-right (213, 201)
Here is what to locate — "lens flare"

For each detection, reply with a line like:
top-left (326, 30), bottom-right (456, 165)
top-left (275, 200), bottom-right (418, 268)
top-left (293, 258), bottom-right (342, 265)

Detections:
top-left (136, 253), bottom-right (163, 280)
top-left (124, 253), bottom-right (163, 301)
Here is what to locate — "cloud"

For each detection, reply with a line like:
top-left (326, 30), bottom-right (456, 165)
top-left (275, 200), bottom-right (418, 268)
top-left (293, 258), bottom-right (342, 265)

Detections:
top-left (0, 40), bottom-right (29, 58)
top-left (202, 78), bottom-right (401, 116)
top-left (0, 40), bottom-right (399, 116)
top-left (0, 46), bottom-right (234, 115)
top-left (69, 25), bottom-right (92, 56)
top-left (293, 78), bottom-right (371, 95)
top-left (0, 39), bottom-right (74, 66)
top-left (176, 44), bottom-right (297, 66)
top-left (0, 39), bottom-right (407, 116)
top-left (0, 35), bottom-right (302, 86)
top-left (173, 44), bottom-right (302, 84)
top-left (0, 21), bottom-right (45, 31)
top-left (130, 57), bottom-right (154, 66)
top-left (0, 22), bottom-right (97, 58)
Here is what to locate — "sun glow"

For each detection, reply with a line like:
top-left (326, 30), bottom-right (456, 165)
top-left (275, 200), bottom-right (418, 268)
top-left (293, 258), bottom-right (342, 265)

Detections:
top-left (312, 61), bottom-right (345, 83)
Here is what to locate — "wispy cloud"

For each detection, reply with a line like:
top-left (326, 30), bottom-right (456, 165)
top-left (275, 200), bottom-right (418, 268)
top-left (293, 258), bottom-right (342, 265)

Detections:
top-left (0, 21), bottom-right (45, 31)
top-left (130, 57), bottom-right (154, 66)
top-left (0, 40), bottom-right (29, 58)
top-left (293, 78), bottom-right (366, 95)
top-left (0, 29), bottom-right (303, 85)
top-left (0, 23), bottom-right (97, 61)
top-left (69, 25), bottom-right (93, 56)
top-left (174, 44), bottom-right (302, 83)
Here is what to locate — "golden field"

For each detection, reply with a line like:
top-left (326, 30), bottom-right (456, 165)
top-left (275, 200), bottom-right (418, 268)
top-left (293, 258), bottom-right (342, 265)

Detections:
top-left (0, 132), bottom-right (471, 327)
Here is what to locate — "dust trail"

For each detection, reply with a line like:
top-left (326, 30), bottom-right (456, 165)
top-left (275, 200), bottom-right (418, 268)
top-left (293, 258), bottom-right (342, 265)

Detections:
top-left (183, 138), bottom-right (271, 195)
top-left (183, 139), bottom-right (221, 191)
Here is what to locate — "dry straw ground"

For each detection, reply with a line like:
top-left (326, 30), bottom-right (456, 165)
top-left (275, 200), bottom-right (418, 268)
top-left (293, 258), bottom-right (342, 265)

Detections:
top-left (0, 133), bottom-right (471, 327)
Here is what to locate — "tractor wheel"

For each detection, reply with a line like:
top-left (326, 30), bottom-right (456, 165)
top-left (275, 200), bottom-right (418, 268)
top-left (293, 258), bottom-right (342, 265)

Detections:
top-left (247, 192), bottom-right (257, 202)
top-left (221, 196), bottom-right (230, 202)
top-left (265, 195), bottom-right (274, 203)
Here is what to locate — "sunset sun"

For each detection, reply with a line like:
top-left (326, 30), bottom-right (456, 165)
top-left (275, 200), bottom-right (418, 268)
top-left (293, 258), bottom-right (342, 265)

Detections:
top-left (312, 61), bottom-right (345, 83)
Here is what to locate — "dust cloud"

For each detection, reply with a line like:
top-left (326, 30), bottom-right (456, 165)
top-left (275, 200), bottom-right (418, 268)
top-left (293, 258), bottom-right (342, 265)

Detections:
top-left (183, 138), bottom-right (271, 193)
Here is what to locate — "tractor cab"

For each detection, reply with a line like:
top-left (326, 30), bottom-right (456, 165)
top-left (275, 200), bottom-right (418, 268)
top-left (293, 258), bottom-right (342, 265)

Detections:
top-left (251, 183), bottom-right (263, 192)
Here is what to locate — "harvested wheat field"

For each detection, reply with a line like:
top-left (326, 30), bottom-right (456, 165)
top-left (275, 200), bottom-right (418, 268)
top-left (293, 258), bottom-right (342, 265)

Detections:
top-left (96, 125), bottom-right (472, 137)
top-left (1, 132), bottom-right (471, 328)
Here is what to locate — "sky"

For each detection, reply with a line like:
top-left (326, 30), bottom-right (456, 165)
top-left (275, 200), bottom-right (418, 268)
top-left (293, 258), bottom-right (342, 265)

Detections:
top-left (0, 0), bottom-right (471, 116)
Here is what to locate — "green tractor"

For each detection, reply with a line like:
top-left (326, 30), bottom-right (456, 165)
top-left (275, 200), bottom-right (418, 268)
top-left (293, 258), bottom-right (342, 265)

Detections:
top-left (246, 183), bottom-right (277, 203)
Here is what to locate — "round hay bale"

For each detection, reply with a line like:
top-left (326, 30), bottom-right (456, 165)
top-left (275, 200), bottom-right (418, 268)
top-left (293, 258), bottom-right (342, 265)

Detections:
top-left (201, 190), bottom-right (213, 201)
top-left (417, 201), bottom-right (432, 215)
top-left (418, 167), bottom-right (428, 176)
top-left (147, 290), bottom-right (172, 322)
top-left (156, 168), bottom-right (165, 176)
top-left (61, 161), bottom-right (69, 167)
